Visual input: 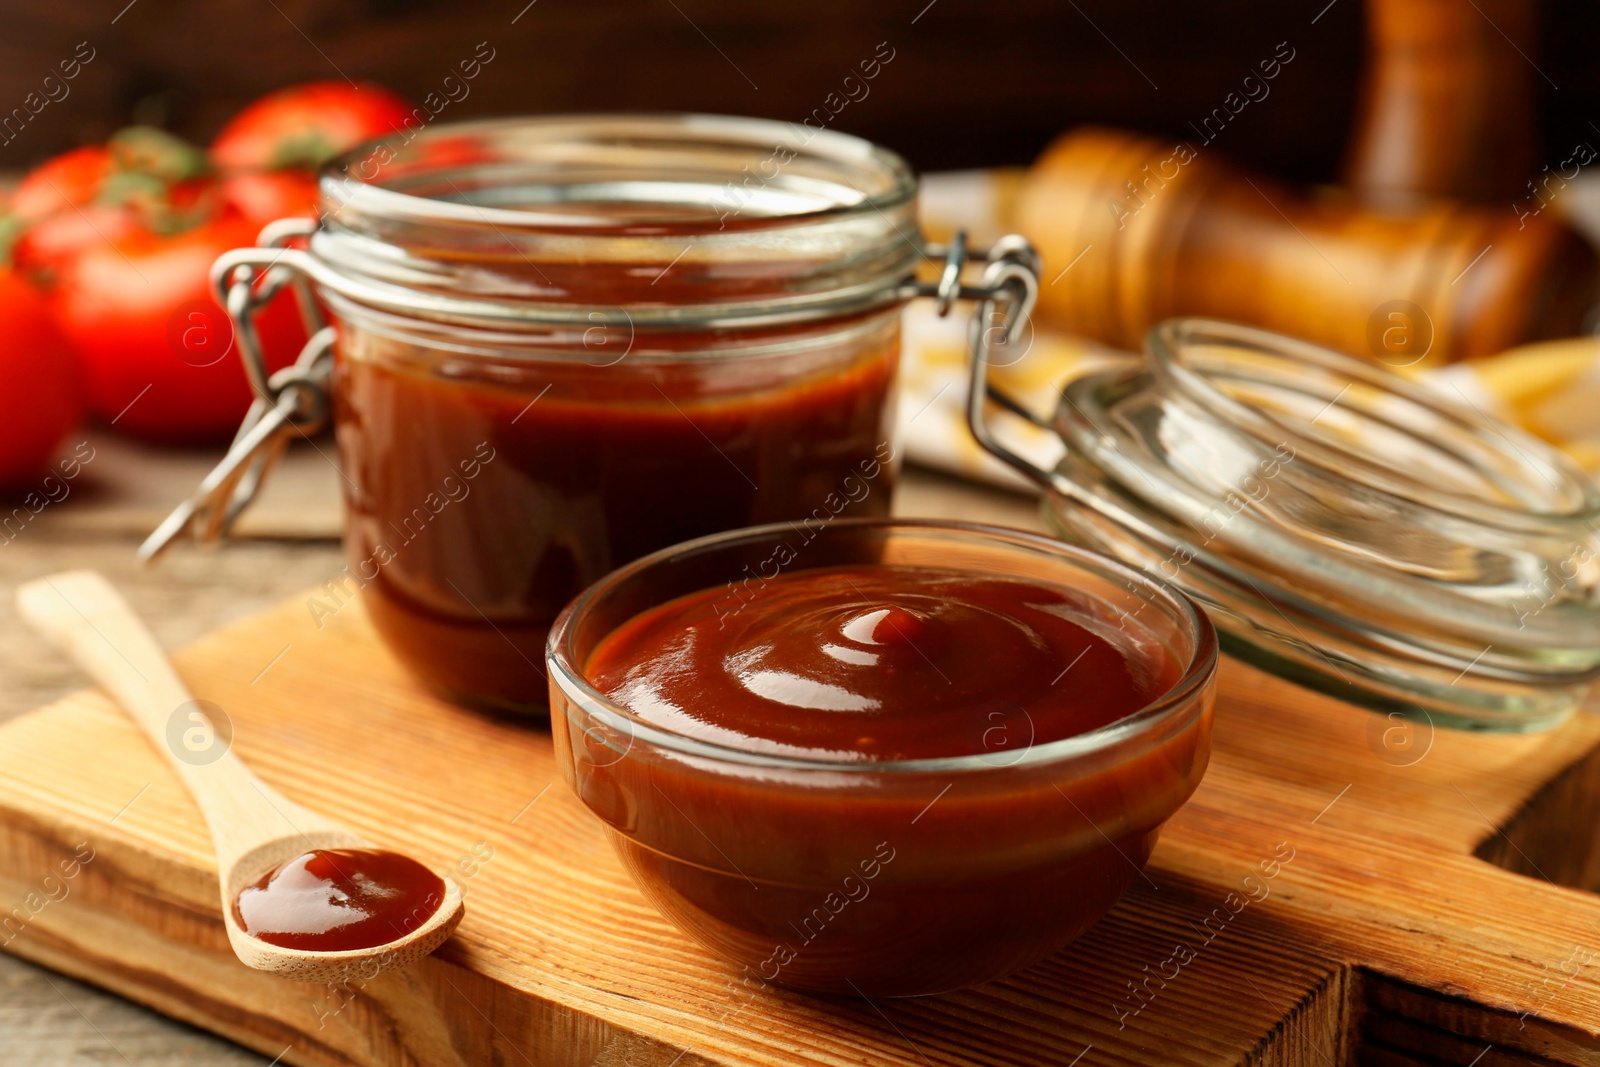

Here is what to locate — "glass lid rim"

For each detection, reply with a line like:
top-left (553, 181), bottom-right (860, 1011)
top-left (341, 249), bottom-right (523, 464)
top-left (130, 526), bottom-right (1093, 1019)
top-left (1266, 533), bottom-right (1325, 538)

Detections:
top-left (317, 111), bottom-right (921, 236)
top-left (546, 517), bottom-right (1218, 775)
top-left (1142, 317), bottom-right (1600, 525)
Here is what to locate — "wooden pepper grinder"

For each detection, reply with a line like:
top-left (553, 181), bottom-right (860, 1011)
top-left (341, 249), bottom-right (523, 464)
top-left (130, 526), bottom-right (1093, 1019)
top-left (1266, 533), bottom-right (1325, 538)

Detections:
top-left (1014, 127), bottom-right (1597, 363)
top-left (1343, 0), bottom-right (1540, 205)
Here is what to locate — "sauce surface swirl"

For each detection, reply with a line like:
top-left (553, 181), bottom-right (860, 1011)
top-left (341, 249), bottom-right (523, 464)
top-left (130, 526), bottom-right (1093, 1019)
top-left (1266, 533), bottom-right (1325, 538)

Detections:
top-left (586, 564), bottom-right (1177, 761)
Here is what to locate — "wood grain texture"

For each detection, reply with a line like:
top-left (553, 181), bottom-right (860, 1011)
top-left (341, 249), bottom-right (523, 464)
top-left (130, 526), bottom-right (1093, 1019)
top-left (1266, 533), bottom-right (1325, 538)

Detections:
top-left (15, 570), bottom-right (466, 985)
top-left (0, 951), bottom-right (270, 1065)
top-left (50, 431), bottom-right (345, 542)
top-left (1, 566), bottom-right (1599, 1064)
top-left (0, 0), bottom-right (1366, 181)
top-left (0, 538), bottom-right (345, 729)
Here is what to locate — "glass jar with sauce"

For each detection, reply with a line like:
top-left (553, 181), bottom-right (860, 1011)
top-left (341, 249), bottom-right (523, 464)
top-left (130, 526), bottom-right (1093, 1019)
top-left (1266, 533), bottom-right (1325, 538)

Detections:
top-left (205, 114), bottom-right (950, 713)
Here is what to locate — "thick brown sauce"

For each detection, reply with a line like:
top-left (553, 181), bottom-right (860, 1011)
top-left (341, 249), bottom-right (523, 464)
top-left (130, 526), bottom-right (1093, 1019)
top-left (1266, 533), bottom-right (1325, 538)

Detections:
top-left (587, 564), bottom-right (1176, 761)
top-left (332, 321), bottom-right (897, 712)
top-left (232, 848), bottom-right (445, 953)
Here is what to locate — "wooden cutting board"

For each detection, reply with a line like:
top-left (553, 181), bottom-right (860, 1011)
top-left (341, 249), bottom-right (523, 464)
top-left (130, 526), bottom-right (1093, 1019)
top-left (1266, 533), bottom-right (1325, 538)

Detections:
top-left (2, 589), bottom-right (1600, 1066)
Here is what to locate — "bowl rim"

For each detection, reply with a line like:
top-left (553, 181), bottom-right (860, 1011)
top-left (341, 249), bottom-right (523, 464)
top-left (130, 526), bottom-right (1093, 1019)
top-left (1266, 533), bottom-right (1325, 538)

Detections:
top-left (546, 518), bottom-right (1218, 775)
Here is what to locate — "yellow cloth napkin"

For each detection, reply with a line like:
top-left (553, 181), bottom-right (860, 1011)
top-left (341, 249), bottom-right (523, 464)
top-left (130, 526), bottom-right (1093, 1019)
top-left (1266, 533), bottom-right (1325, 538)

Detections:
top-left (1428, 337), bottom-right (1600, 477)
top-left (897, 302), bottom-right (1124, 492)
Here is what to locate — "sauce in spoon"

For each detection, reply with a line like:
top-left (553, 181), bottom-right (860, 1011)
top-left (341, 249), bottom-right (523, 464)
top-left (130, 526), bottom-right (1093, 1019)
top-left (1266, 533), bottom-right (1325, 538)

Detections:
top-left (233, 848), bottom-right (445, 952)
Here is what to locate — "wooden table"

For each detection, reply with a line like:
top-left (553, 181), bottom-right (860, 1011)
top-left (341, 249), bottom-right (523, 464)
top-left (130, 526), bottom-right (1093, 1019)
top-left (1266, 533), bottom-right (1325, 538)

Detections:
top-left (0, 434), bottom-right (1043, 1066)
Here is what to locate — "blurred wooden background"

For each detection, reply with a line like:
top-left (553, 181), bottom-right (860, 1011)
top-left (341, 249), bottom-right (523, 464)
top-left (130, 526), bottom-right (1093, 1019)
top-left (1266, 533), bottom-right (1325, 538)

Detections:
top-left (1, 0), bottom-right (1343, 176)
top-left (9, 0), bottom-right (1587, 181)
top-left (1, 0), bottom-right (1596, 179)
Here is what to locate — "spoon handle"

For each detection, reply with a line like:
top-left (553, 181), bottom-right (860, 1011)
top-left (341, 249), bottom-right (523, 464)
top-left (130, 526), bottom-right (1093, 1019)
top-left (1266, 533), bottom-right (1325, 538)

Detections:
top-left (16, 570), bottom-right (340, 869)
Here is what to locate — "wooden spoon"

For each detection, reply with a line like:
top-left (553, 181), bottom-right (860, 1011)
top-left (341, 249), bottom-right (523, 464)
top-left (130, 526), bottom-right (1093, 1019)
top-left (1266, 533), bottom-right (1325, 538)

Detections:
top-left (17, 569), bottom-right (464, 984)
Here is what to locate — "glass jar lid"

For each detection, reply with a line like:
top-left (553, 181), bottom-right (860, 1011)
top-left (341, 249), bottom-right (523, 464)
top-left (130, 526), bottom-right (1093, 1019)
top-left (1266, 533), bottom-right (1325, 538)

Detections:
top-left (975, 316), bottom-right (1600, 731)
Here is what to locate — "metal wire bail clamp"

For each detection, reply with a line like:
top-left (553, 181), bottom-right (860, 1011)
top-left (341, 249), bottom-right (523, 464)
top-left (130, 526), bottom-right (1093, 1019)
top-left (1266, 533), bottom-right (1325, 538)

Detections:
top-left (138, 221), bottom-right (334, 562)
top-left (905, 231), bottom-right (1059, 494)
top-left (214, 218), bottom-right (327, 406)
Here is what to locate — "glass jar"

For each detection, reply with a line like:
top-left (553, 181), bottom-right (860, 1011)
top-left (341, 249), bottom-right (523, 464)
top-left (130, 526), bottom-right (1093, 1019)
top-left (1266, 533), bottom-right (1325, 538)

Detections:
top-left (972, 317), bottom-right (1600, 731)
top-left (205, 114), bottom-right (955, 713)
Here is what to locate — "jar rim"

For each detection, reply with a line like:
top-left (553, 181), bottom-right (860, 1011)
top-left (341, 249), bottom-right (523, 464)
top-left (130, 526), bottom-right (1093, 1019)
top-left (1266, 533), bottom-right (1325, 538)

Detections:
top-left (306, 113), bottom-right (925, 331)
top-left (546, 518), bottom-right (1218, 775)
top-left (320, 112), bottom-right (920, 235)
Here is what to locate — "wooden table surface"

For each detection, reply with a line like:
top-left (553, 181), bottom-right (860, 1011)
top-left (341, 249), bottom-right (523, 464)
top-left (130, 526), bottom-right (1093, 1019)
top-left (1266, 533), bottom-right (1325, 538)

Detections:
top-left (0, 433), bottom-right (1043, 1066)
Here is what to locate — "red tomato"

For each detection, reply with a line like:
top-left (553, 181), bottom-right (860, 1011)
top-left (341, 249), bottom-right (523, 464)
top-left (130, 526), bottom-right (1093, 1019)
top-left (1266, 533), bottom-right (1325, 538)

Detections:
top-left (221, 170), bottom-right (320, 225)
top-left (12, 204), bottom-right (140, 278)
top-left (11, 146), bottom-right (112, 221)
top-left (11, 139), bottom-right (219, 277)
top-left (0, 270), bottom-right (82, 488)
top-left (51, 213), bottom-right (306, 444)
top-left (211, 82), bottom-right (415, 171)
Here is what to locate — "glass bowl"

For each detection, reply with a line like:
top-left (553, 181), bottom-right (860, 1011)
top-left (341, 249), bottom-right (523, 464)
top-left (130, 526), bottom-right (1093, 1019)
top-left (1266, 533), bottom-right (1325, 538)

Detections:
top-left (546, 519), bottom-right (1217, 996)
